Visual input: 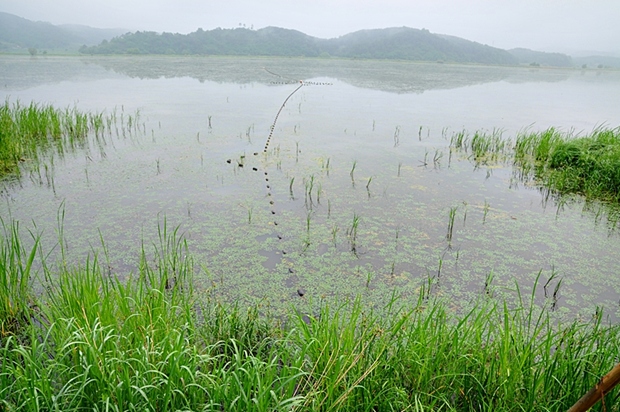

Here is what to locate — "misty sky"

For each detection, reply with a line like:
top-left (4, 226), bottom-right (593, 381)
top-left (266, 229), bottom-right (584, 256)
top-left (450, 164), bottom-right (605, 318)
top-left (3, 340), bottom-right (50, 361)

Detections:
top-left (2, 0), bottom-right (619, 54)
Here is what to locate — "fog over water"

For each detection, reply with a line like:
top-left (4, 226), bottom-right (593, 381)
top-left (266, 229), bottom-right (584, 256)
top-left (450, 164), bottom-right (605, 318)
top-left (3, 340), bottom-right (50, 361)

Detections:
top-left (2, 0), bottom-right (619, 54)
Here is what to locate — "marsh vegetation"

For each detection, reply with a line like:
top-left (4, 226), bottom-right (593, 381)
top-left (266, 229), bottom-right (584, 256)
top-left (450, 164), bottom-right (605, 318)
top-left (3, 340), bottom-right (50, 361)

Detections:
top-left (2, 55), bottom-right (620, 409)
top-left (1, 224), bottom-right (619, 411)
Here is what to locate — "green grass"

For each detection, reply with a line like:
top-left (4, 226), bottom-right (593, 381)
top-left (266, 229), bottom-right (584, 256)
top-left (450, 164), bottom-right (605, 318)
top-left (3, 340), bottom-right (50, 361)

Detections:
top-left (449, 129), bottom-right (511, 166)
top-left (450, 126), bottom-right (620, 207)
top-left (514, 127), bottom-right (620, 203)
top-left (0, 99), bottom-right (124, 180)
top-left (1, 223), bottom-right (619, 411)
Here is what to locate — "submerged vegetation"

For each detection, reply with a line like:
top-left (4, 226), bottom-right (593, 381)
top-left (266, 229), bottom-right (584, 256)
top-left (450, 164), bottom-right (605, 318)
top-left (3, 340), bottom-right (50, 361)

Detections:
top-left (1, 222), bottom-right (620, 411)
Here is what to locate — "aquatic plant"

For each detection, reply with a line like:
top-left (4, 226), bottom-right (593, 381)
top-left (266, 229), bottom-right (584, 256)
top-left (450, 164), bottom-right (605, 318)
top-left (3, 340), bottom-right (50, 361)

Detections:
top-left (289, 176), bottom-right (295, 199)
top-left (449, 128), bottom-right (511, 166)
top-left (446, 205), bottom-right (458, 242)
top-left (483, 200), bottom-right (490, 223)
top-left (365, 176), bottom-right (373, 191)
top-left (350, 160), bottom-right (357, 183)
top-left (515, 127), bottom-right (620, 203)
top-left (0, 224), bottom-right (619, 410)
top-left (0, 99), bottom-right (135, 180)
top-left (347, 213), bottom-right (361, 253)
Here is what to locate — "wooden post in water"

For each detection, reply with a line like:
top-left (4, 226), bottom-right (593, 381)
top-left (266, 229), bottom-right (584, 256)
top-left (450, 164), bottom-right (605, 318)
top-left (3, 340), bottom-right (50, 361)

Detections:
top-left (567, 363), bottom-right (620, 412)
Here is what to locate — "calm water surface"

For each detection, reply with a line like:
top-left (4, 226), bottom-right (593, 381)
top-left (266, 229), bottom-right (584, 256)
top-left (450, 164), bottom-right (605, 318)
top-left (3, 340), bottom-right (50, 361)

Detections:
top-left (2, 55), bottom-right (620, 319)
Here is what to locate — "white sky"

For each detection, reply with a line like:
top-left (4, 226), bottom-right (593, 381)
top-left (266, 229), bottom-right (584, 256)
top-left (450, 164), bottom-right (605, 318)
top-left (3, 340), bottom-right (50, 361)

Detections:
top-left (2, 0), bottom-right (619, 54)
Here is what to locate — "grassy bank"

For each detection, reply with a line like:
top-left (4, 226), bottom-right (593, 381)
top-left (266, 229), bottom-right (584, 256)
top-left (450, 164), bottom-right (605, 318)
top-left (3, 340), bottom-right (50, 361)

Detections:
top-left (1, 222), bottom-right (619, 411)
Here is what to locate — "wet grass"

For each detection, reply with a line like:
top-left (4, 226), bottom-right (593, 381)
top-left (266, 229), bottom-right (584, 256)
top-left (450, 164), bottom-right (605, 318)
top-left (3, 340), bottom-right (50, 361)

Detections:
top-left (449, 129), bottom-right (511, 166)
top-left (450, 126), bottom-right (620, 208)
top-left (514, 127), bottom-right (620, 203)
top-left (2, 223), bottom-right (620, 411)
top-left (0, 99), bottom-right (131, 181)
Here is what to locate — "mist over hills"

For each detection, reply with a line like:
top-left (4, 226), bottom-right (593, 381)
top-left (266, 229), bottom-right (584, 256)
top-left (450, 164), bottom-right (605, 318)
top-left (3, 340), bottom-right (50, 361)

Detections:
top-left (1, 11), bottom-right (619, 68)
top-left (77, 26), bottom-right (521, 66)
top-left (0, 12), bottom-right (126, 53)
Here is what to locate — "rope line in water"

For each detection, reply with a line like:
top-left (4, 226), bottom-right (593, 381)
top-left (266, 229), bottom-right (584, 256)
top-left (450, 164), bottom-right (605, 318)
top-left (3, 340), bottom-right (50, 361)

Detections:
top-left (230, 68), bottom-right (332, 297)
top-left (263, 82), bottom-right (304, 153)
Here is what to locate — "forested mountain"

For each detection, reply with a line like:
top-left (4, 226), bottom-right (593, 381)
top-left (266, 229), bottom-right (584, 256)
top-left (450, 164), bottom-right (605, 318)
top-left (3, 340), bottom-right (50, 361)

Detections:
top-left (321, 28), bottom-right (516, 64)
top-left (1, 11), bottom-right (583, 67)
top-left (79, 26), bottom-right (520, 65)
top-left (0, 12), bottom-right (125, 53)
top-left (81, 27), bottom-right (323, 57)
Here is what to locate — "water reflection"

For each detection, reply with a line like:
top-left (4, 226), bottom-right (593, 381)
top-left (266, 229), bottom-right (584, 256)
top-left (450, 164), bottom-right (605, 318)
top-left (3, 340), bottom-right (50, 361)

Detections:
top-left (1, 55), bottom-right (620, 321)
top-left (1, 55), bottom-right (581, 94)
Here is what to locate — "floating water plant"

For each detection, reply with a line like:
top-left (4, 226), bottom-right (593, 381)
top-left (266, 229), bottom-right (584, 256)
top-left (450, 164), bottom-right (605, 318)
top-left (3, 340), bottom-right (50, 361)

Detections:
top-left (1, 218), bottom-right (620, 410)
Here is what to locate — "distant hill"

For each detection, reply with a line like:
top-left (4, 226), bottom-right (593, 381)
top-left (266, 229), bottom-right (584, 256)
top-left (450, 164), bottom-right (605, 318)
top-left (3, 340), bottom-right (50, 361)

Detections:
top-left (59, 24), bottom-right (128, 46)
top-left (508, 48), bottom-right (573, 67)
top-left (79, 26), bottom-right (520, 65)
top-left (0, 12), bottom-right (602, 68)
top-left (0, 12), bottom-right (126, 53)
top-left (81, 26), bottom-right (324, 57)
top-left (320, 28), bottom-right (517, 65)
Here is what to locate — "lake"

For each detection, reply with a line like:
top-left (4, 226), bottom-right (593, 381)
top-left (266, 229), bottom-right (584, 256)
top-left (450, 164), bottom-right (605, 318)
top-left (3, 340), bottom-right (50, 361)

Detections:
top-left (2, 55), bottom-right (620, 320)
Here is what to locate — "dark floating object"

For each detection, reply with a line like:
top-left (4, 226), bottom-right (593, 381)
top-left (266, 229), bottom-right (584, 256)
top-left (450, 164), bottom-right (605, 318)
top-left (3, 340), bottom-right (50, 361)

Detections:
top-left (278, 235), bottom-right (283, 240)
top-left (226, 159), bottom-right (232, 164)
top-left (297, 288), bottom-right (305, 297)
top-left (274, 221), bottom-right (278, 225)
top-left (266, 178), bottom-right (269, 181)
top-left (266, 185), bottom-right (270, 189)
top-left (252, 167), bottom-right (258, 171)
top-left (264, 172), bottom-right (268, 175)
top-left (254, 152), bottom-right (259, 156)
top-left (288, 267), bottom-right (294, 273)
top-left (271, 210), bottom-right (276, 215)
top-left (237, 162), bottom-right (244, 168)
top-left (270, 201), bottom-right (274, 205)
